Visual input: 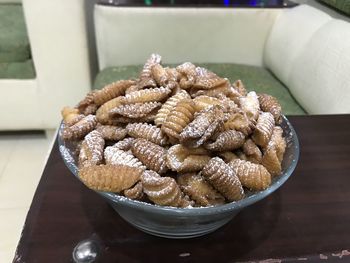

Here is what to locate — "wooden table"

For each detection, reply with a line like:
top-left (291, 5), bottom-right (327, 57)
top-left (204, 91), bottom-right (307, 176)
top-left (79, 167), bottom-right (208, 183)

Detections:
top-left (14, 115), bottom-right (350, 263)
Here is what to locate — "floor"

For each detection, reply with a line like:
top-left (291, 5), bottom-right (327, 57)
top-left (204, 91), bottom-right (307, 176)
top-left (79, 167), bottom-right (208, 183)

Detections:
top-left (0, 130), bottom-right (56, 263)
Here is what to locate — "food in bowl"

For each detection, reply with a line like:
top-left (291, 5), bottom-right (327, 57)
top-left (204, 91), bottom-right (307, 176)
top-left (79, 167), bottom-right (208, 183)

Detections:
top-left (60, 54), bottom-right (288, 209)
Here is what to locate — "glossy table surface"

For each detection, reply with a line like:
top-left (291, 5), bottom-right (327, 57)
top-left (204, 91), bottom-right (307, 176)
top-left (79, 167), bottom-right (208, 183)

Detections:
top-left (98, 0), bottom-right (298, 8)
top-left (14, 115), bottom-right (350, 262)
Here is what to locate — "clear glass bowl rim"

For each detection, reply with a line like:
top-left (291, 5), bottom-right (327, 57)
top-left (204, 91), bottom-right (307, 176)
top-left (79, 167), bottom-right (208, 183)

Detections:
top-left (58, 115), bottom-right (299, 217)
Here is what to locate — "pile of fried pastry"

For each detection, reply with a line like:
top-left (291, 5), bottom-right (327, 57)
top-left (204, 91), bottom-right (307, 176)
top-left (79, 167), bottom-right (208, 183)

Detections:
top-left (60, 54), bottom-right (286, 208)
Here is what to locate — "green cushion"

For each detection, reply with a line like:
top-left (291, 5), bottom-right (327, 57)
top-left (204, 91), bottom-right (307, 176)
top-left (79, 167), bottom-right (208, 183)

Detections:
top-left (0, 59), bottom-right (35, 79)
top-left (319, 0), bottom-right (350, 16)
top-left (94, 63), bottom-right (306, 115)
top-left (0, 4), bottom-right (31, 63)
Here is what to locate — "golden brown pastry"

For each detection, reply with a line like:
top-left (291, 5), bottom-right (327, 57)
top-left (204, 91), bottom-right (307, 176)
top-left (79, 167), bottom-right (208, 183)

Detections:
top-left (232, 79), bottom-right (247, 96)
top-left (190, 82), bottom-right (240, 100)
top-left (126, 122), bottom-right (168, 146)
top-left (96, 97), bottom-right (124, 124)
top-left (111, 137), bottom-right (135, 151)
top-left (141, 170), bottom-right (191, 207)
top-left (205, 130), bottom-right (245, 152)
top-left (123, 181), bottom-right (144, 200)
top-left (125, 84), bottom-right (140, 95)
top-left (223, 111), bottom-right (255, 136)
top-left (111, 111), bottom-right (157, 124)
top-left (79, 164), bottom-right (142, 193)
top-left (161, 99), bottom-right (196, 142)
top-left (77, 91), bottom-right (96, 114)
top-left (258, 93), bottom-right (282, 124)
top-left (96, 124), bottom-right (127, 141)
top-left (252, 112), bottom-right (275, 147)
top-left (92, 80), bottom-right (135, 106)
top-left (202, 157), bottom-right (244, 201)
top-left (242, 139), bottom-right (262, 164)
top-left (176, 62), bottom-right (197, 89)
top-left (154, 90), bottom-right (191, 126)
top-left (239, 91), bottom-right (260, 121)
top-left (61, 115), bottom-right (97, 141)
top-left (109, 102), bottom-right (162, 119)
top-left (229, 159), bottom-right (271, 191)
top-left (151, 63), bottom-right (168, 86)
top-left (166, 144), bottom-right (211, 173)
top-left (78, 130), bottom-right (105, 168)
top-left (261, 126), bottom-right (286, 176)
top-left (193, 67), bottom-right (227, 90)
top-left (61, 106), bottom-right (84, 127)
top-left (217, 151), bottom-right (239, 163)
top-left (139, 53), bottom-right (161, 85)
top-left (131, 138), bottom-right (168, 174)
top-left (177, 173), bottom-right (225, 206)
top-left (104, 146), bottom-right (145, 170)
top-left (179, 105), bottom-right (225, 147)
top-left (121, 86), bottom-right (171, 104)
top-left (193, 95), bottom-right (225, 112)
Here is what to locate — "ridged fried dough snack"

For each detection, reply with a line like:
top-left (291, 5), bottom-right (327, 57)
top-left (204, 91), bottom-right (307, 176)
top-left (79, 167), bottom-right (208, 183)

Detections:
top-left (111, 137), bottom-right (135, 151)
top-left (61, 115), bottom-right (97, 140)
top-left (151, 63), bottom-right (168, 86)
top-left (167, 144), bottom-right (211, 173)
top-left (242, 139), bottom-right (262, 164)
top-left (93, 80), bottom-right (135, 106)
top-left (177, 173), bottom-right (225, 206)
top-left (96, 124), bottom-right (127, 141)
top-left (205, 130), bottom-right (245, 152)
top-left (259, 93), bottom-right (282, 124)
top-left (123, 181), bottom-right (144, 200)
top-left (109, 102), bottom-right (161, 119)
top-left (193, 67), bottom-right (227, 90)
top-left (176, 62), bottom-right (197, 89)
top-left (252, 112), bottom-right (275, 147)
top-left (223, 111), bottom-right (255, 136)
top-left (139, 53), bottom-right (161, 85)
top-left (161, 99), bottom-right (196, 142)
top-left (239, 91), bottom-right (260, 121)
top-left (232, 79), bottom-right (247, 96)
top-left (193, 95), bottom-right (225, 112)
top-left (126, 122), bottom-right (168, 146)
top-left (261, 127), bottom-right (286, 176)
top-left (131, 139), bottom-right (168, 174)
top-left (61, 106), bottom-right (84, 127)
top-left (121, 86), bottom-right (171, 104)
top-left (79, 164), bottom-right (143, 193)
top-left (179, 105), bottom-right (225, 148)
top-left (154, 89), bottom-right (190, 126)
top-left (79, 130), bottom-right (105, 168)
top-left (96, 97), bottom-right (124, 124)
top-left (104, 146), bottom-right (145, 170)
top-left (202, 157), bottom-right (244, 201)
top-left (141, 170), bottom-right (191, 208)
top-left (229, 159), bottom-right (271, 191)
top-left (61, 54), bottom-right (289, 208)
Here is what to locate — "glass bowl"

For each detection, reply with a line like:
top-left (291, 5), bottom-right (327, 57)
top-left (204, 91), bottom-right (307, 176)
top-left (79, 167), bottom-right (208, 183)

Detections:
top-left (58, 115), bottom-right (299, 239)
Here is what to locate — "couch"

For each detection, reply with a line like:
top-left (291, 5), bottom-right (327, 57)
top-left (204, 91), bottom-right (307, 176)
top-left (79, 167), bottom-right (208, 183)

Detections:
top-left (94, 4), bottom-right (350, 115)
top-left (0, 0), bottom-right (92, 130)
top-left (2, 1), bottom-right (349, 131)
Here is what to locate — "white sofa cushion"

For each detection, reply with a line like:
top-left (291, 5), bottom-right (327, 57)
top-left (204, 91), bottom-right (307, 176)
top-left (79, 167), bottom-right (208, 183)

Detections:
top-left (94, 6), bottom-right (281, 69)
top-left (288, 19), bottom-right (350, 114)
top-left (264, 5), bottom-right (332, 85)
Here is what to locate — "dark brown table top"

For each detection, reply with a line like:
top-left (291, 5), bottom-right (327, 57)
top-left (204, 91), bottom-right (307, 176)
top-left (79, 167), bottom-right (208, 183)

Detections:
top-left (98, 0), bottom-right (298, 8)
top-left (14, 115), bottom-right (350, 263)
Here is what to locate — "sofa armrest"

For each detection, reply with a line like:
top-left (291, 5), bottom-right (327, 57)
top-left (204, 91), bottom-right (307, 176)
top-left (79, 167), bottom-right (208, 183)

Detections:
top-left (264, 5), bottom-right (350, 114)
top-left (22, 0), bottom-right (92, 128)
